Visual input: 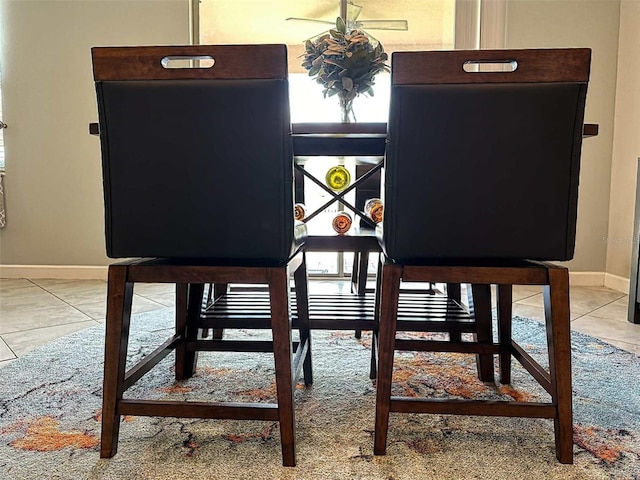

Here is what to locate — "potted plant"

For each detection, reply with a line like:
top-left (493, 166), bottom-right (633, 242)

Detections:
top-left (301, 17), bottom-right (389, 122)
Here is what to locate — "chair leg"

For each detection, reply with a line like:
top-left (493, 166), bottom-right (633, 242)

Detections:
top-left (174, 283), bottom-right (189, 379)
top-left (212, 283), bottom-right (228, 340)
top-left (370, 255), bottom-right (383, 380)
top-left (544, 267), bottom-right (573, 464)
top-left (351, 251), bottom-right (370, 294)
top-left (293, 253), bottom-right (313, 386)
top-left (447, 283), bottom-right (463, 343)
top-left (351, 252), bottom-right (361, 295)
top-left (496, 284), bottom-right (513, 384)
top-left (358, 251), bottom-right (370, 295)
top-left (268, 268), bottom-right (296, 467)
top-left (100, 265), bottom-right (134, 458)
top-left (175, 283), bottom-right (203, 381)
top-left (446, 283), bottom-right (462, 303)
top-left (470, 284), bottom-right (495, 383)
top-left (353, 250), bottom-right (369, 339)
top-left (374, 262), bottom-right (402, 455)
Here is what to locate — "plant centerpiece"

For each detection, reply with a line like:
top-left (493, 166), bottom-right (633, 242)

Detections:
top-left (301, 17), bottom-right (389, 122)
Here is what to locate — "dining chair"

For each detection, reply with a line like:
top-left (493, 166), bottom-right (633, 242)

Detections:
top-left (92, 44), bottom-right (311, 467)
top-left (374, 48), bottom-right (591, 464)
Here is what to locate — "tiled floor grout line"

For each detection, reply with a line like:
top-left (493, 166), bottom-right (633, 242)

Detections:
top-left (23, 279), bottom-right (101, 321)
top-left (35, 295), bottom-right (96, 322)
top-left (0, 317), bottom-right (101, 336)
top-left (29, 280), bottom-right (173, 320)
top-left (1, 281), bottom-right (100, 363)
top-left (133, 294), bottom-right (174, 308)
top-left (570, 294), bottom-right (629, 323)
top-left (0, 335), bottom-right (18, 360)
top-left (512, 292), bottom-right (542, 304)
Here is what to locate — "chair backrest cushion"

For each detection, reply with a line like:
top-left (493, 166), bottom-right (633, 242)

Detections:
top-left (380, 48), bottom-right (591, 262)
top-left (93, 45), bottom-right (298, 261)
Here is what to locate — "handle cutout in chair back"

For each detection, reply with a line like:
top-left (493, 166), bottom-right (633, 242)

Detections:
top-left (92, 45), bottom-right (288, 81)
top-left (462, 60), bottom-right (518, 73)
top-left (391, 48), bottom-right (591, 85)
top-left (161, 55), bottom-right (215, 69)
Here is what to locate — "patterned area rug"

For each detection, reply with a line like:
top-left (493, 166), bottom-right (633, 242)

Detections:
top-left (1, 309), bottom-right (638, 479)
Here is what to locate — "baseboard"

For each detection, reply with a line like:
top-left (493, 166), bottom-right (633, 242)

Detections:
top-left (604, 273), bottom-right (630, 294)
top-left (567, 272), bottom-right (630, 294)
top-left (568, 271), bottom-right (604, 287)
top-left (0, 265), bottom-right (108, 280)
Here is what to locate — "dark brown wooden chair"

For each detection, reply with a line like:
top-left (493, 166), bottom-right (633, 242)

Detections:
top-left (92, 44), bottom-right (311, 467)
top-left (374, 48), bottom-right (591, 464)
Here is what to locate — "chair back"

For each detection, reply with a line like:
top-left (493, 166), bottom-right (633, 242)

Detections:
top-left (92, 45), bottom-right (297, 261)
top-left (380, 48), bottom-right (591, 262)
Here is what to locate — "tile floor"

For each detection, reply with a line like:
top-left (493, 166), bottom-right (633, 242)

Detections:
top-left (1, 278), bottom-right (639, 369)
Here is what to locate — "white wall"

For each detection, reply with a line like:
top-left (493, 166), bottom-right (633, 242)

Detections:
top-left (0, 0), bottom-right (190, 266)
top-left (606, 0), bottom-right (640, 280)
top-left (504, 0), bottom-right (621, 274)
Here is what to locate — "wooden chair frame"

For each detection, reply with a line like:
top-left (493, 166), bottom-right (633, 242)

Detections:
top-left (374, 261), bottom-right (572, 462)
top-left (374, 48), bottom-right (591, 465)
top-left (93, 44), bottom-right (310, 467)
top-left (101, 255), bottom-right (311, 467)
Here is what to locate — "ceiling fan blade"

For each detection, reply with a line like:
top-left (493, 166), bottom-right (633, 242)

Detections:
top-left (345, 2), bottom-right (363, 22)
top-left (355, 19), bottom-right (409, 31)
top-left (286, 17), bottom-right (335, 26)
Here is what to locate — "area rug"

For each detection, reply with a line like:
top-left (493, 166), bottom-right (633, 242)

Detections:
top-left (1, 309), bottom-right (638, 480)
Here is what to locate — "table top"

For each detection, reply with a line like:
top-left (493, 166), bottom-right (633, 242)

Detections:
top-left (89, 122), bottom-right (599, 140)
top-left (289, 122), bottom-right (598, 157)
top-left (291, 122), bottom-right (599, 136)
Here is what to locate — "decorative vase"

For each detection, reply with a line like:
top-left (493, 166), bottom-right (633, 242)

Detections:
top-left (338, 94), bottom-right (356, 123)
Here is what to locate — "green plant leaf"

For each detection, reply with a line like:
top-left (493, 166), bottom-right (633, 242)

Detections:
top-left (336, 17), bottom-right (347, 34)
top-left (324, 58), bottom-right (346, 68)
top-left (342, 77), bottom-right (354, 91)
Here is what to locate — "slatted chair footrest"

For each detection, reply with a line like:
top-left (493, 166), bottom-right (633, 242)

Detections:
top-left (203, 290), bottom-right (470, 332)
top-left (118, 399), bottom-right (280, 421)
top-left (202, 291), bottom-right (378, 330)
top-left (389, 397), bottom-right (557, 418)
